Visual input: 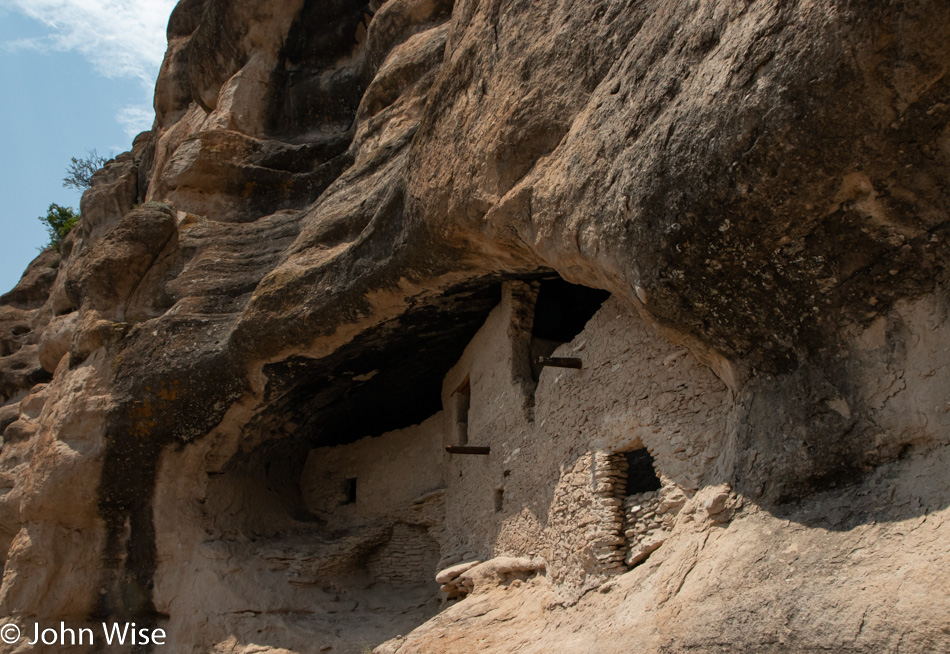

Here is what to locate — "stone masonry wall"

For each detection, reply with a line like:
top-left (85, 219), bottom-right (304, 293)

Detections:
top-left (291, 280), bottom-right (733, 596)
top-left (437, 282), bottom-right (734, 596)
top-left (367, 522), bottom-right (442, 587)
top-left (622, 484), bottom-right (689, 567)
top-left (301, 414), bottom-right (443, 521)
top-left (587, 452), bottom-right (629, 572)
top-left (299, 414), bottom-right (445, 589)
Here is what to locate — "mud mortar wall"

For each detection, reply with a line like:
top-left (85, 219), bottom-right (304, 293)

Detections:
top-left (436, 282), bottom-right (732, 593)
top-left (301, 414), bottom-right (444, 520)
top-left (301, 415), bottom-right (446, 588)
top-left (0, 0), bottom-right (949, 651)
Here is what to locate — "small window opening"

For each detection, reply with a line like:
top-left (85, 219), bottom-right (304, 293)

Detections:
top-left (623, 449), bottom-right (661, 495)
top-left (453, 376), bottom-right (471, 446)
top-left (494, 488), bottom-right (504, 513)
top-left (530, 279), bottom-right (611, 381)
top-left (342, 477), bottom-right (357, 505)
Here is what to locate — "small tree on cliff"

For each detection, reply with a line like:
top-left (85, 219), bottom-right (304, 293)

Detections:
top-left (62, 149), bottom-right (108, 191)
top-left (42, 149), bottom-right (107, 250)
top-left (38, 204), bottom-right (79, 251)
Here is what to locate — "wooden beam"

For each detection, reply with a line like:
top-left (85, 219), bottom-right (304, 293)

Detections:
top-left (536, 356), bottom-right (583, 369)
top-left (445, 446), bottom-right (491, 455)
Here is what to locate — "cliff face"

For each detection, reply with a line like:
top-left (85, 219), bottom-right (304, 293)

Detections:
top-left (0, 0), bottom-right (948, 652)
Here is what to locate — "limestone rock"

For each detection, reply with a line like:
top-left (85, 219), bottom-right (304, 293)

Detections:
top-left (65, 203), bottom-right (177, 318)
top-left (457, 557), bottom-right (546, 596)
top-left (0, 1), bottom-right (948, 653)
top-left (37, 313), bottom-right (77, 373)
top-left (435, 560), bottom-right (480, 585)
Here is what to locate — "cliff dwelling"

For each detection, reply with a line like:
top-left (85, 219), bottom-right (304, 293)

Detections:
top-left (141, 274), bottom-right (733, 651)
top-left (0, 0), bottom-right (949, 652)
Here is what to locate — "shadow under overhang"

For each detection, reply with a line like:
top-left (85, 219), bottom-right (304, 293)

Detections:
top-left (260, 278), bottom-right (505, 449)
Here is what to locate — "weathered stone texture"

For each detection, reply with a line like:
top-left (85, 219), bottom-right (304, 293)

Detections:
top-left (0, 0), bottom-right (948, 652)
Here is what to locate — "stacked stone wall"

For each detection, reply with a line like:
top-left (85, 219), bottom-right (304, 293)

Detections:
top-left (437, 284), bottom-right (731, 597)
top-left (622, 484), bottom-right (689, 566)
top-left (588, 452), bottom-right (628, 571)
top-left (368, 523), bottom-right (442, 586)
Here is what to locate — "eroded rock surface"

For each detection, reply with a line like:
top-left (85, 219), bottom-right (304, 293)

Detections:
top-left (0, 0), bottom-right (948, 652)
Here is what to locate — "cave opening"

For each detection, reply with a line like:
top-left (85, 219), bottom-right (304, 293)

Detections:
top-left (530, 278), bottom-right (611, 381)
top-left (260, 281), bottom-right (503, 450)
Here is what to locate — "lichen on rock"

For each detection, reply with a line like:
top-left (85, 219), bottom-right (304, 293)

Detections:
top-left (0, 0), bottom-right (949, 652)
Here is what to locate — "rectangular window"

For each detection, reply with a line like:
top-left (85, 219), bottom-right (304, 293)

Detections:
top-left (342, 477), bottom-right (357, 505)
top-left (453, 376), bottom-right (471, 446)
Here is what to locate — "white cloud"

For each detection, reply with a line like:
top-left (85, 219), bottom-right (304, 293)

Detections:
top-left (1, 0), bottom-right (177, 141)
top-left (1, 0), bottom-right (178, 84)
top-left (117, 103), bottom-right (156, 138)
top-left (0, 36), bottom-right (46, 52)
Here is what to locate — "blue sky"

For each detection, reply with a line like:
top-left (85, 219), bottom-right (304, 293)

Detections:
top-left (0, 0), bottom-right (177, 294)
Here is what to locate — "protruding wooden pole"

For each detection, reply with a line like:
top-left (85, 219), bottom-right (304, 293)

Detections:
top-left (445, 446), bottom-right (491, 455)
top-left (536, 356), bottom-right (582, 369)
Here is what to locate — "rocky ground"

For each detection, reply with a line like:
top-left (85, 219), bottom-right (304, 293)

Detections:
top-left (0, 0), bottom-right (948, 652)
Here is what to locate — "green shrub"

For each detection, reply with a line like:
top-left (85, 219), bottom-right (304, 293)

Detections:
top-left (39, 203), bottom-right (79, 251)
